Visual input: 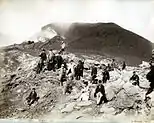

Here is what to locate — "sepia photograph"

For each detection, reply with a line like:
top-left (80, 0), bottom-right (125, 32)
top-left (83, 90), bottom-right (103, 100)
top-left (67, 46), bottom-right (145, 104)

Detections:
top-left (0, 0), bottom-right (154, 123)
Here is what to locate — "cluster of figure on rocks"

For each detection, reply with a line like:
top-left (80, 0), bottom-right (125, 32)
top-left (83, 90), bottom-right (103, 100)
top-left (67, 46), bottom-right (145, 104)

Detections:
top-left (26, 42), bottom-right (154, 107)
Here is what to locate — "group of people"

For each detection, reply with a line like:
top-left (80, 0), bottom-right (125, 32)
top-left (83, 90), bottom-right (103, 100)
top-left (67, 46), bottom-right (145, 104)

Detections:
top-left (26, 49), bottom-right (130, 106)
top-left (26, 42), bottom-right (154, 107)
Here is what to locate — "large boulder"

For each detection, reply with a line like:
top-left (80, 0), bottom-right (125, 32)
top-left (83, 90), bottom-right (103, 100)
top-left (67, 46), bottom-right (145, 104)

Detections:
top-left (61, 102), bottom-right (77, 113)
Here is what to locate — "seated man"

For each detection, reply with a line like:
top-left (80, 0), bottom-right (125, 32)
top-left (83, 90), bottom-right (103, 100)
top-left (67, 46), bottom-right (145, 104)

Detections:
top-left (26, 88), bottom-right (39, 106)
top-left (94, 80), bottom-right (108, 105)
top-left (130, 71), bottom-right (140, 86)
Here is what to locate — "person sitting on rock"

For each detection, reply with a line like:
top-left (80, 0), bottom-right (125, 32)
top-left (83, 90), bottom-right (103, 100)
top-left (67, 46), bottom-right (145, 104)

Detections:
top-left (91, 64), bottom-right (97, 83)
top-left (130, 71), bottom-right (139, 86)
top-left (26, 88), bottom-right (39, 106)
top-left (145, 66), bottom-right (154, 98)
top-left (102, 68), bottom-right (110, 83)
top-left (94, 80), bottom-right (108, 105)
top-left (59, 64), bottom-right (67, 86)
top-left (122, 61), bottom-right (126, 70)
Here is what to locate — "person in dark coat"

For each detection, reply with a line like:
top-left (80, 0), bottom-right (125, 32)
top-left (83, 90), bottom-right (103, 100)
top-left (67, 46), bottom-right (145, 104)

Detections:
top-left (145, 66), bottom-right (154, 96)
top-left (91, 64), bottom-right (97, 83)
top-left (130, 71), bottom-right (140, 86)
top-left (102, 69), bottom-right (110, 83)
top-left (26, 88), bottom-right (39, 106)
top-left (37, 49), bottom-right (47, 73)
top-left (39, 49), bottom-right (47, 63)
top-left (75, 60), bottom-right (84, 80)
top-left (94, 80), bottom-right (108, 105)
top-left (122, 61), bottom-right (126, 70)
top-left (56, 53), bottom-right (63, 69)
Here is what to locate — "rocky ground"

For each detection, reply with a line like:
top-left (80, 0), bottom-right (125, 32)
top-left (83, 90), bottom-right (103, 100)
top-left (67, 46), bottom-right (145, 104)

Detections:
top-left (0, 50), bottom-right (154, 123)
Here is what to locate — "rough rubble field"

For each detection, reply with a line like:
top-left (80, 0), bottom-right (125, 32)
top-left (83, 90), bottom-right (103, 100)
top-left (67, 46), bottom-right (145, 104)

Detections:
top-left (0, 51), bottom-right (154, 122)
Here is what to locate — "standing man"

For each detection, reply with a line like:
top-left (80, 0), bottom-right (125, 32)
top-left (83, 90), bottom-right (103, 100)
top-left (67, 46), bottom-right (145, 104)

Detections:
top-left (56, 53), bottom-right (63, 69)
top-left (47, 49), bottom-right (55, 71)
top-left (59, 64), bottom-right (67, 86)
top-left (91, 64), bottom-right (97, 83)
top-left (39, 48), bottom-right (47, 63)
top-left (102, 69), bottom-right (110, 83)
top-left (67, 60), bottom-right (76, 80)
top-left (75, 60), bottom-right (84, 80)
top-left (36, 49), bottom-right (47, 73)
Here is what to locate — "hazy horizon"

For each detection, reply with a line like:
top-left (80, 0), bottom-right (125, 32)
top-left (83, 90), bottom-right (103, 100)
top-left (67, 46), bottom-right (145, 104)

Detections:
top-left (0, 0), bottom-right (154, 46)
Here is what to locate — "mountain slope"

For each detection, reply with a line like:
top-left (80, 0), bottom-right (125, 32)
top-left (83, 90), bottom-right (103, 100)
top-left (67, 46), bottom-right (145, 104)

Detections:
top-left (43, 23), bottom-right (152, 65)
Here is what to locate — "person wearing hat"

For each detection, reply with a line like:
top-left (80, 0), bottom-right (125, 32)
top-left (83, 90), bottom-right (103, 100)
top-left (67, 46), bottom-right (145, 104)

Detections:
top-left (26, 88), bottom-right (39, 106)
top-left (94, 80), bottom-right (108, 105)
top-left (130, 71), bottom-right (139, 86)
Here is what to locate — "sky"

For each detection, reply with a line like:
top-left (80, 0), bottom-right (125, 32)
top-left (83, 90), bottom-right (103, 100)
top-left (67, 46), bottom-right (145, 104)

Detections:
top-left (0, 0), bottom-right (154, 46)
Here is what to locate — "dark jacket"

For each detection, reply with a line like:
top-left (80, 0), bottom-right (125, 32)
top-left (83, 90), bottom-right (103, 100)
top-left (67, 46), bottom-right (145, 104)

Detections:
top-left (29, 91), bottom-right (37, 100)
top-left (94, 84), bottom-right (106, 97)
top-left (103, 71), bottom-right (110, 80)
top-left (91, 66), bottom-right (97, 76)
top-left (39, 52), bottom-right (47, 61)
top-left (130, 74), bottom-right (139, 82)
top-left (147, 67), bottom-right (154, 83)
